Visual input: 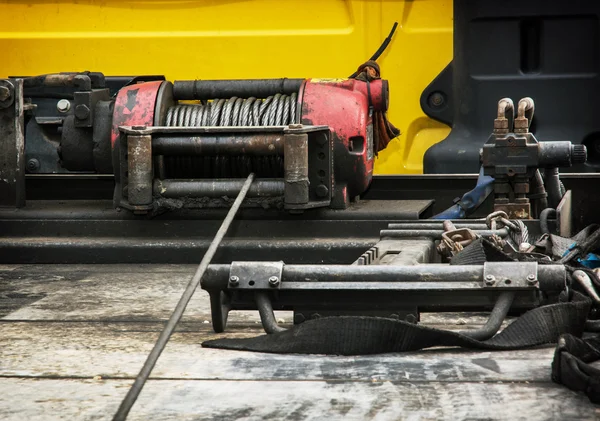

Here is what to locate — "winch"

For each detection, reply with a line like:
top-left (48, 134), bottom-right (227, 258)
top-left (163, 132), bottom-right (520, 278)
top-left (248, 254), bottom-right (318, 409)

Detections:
top-left (1, 67), bottom-right (397, 213)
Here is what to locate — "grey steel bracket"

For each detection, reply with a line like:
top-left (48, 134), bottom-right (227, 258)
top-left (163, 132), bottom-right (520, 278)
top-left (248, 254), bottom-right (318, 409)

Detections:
top-left (483, 261), bottom-right (538, 288)
top-left (228, 261), bottom-right (284, 290)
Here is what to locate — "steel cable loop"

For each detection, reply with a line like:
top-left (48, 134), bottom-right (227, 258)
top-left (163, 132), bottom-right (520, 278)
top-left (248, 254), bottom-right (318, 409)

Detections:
top-left (166, 93), bottom-right (299, 128)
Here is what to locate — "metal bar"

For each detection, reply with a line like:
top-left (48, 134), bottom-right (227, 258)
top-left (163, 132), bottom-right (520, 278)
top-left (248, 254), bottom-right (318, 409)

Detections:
top-left (387, 222), bottom-right (488, 230)
top-left (279, 281), bottom-right (481, 290)
top-left (201, 263), bottom-right (566, 292)
top-left (380, 228), bottom-right (509, 239)
top-left (284, 132), bottom-right (309, 205)
top-left (0, 79), bottom-right (25, 207)
top-left (173, 79), bottom-right (304, 100)
top-left (127, 134), bottom-right (153, 206)
top-left (255, 292), bottom-right (286, 333)
top-left (459, 292), bottom-right (515, 340)
top-left (154, 179), bottom-right (284, 198)
top-left (152, 134), bottom-right (284, 156)
top-left (112, 173), bottom-right (255, 421)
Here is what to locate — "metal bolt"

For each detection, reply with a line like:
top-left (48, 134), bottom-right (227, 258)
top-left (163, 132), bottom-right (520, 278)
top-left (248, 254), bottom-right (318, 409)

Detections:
top-left (132, 125), bottom-right (146, 130)
top-left (428, 91), bottom-right (445, 108)
top-left (229, 276), bottom-right (239, 286)
top-left (0, 86), bottom-right (11, 101)
top-left (26, 158), bottom-right (40, 172)
top-left (56, 99), bottom-right (71, 113)
top-left (485, 275), bottom-right (496, 286)
top-left (316, 184), bottom-right (329, 198)
top-left (268, 276), bottom-right (280, 287)
top-left (288, 124), bottom-right (303, 129)
top-left (74, 104), bottom-right (90, 120)
top-left (311, 313), bottom-right (321, 320)
top-left (527, 274), bottom-right (537, 284)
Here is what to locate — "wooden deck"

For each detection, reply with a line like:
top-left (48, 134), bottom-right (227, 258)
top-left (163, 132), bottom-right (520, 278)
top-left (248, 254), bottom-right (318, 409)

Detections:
top-left (1, 264), bottom-right (598, 420)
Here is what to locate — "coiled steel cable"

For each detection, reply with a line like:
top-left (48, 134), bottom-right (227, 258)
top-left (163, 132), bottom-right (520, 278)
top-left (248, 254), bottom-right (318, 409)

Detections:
top-left (162, 95), bottom-right (296, 179)
top-left (165, 93), bottom-right (298, 127)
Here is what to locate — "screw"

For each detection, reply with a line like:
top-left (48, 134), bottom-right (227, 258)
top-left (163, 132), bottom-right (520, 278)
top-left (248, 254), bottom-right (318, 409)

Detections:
top-left (132, 125), bottom-right (146, 130)
top-left (428, 91), bottom-right (445, 108)
top-left (268, 276), bottom-right (280, 287)
top-left (26, 158), bottom-right (40, 172)
top-left (56, 99), bottom-right (71, 113)
top-left (0, 86), bottom-right (11, 101)
top-left (527, 274), bottom-right (537, 284)
top-left (485, 275), bottom-right (496, 286)
top-left (74, 104), bottom-right (90, 120)
top-left (229, 276), bottom-right (239, 286)
top-left (311, 313), bottom-right (321, 320)
top-left (288, 124), bottom-right (303, 129)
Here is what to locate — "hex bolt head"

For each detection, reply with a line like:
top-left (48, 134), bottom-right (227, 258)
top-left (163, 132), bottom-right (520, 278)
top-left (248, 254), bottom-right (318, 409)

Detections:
top-left (229, 276), bottom-right (239, 286)
top-left (527, 274), bottom-right (537, 284)
top-left (74, 104), bottom-right (90, 120)
top-left (485, 275), bottom-right (496, 286)
top-left (268, 276), bottom-right (280, 287)
top-left (26, 158), bottom-right (40, 172)
top-left (0, 86), bottom-right (11, 101)
top-left (56, 99), bottom-right (71, 113)
top-left (288, 124), bottom-right (303, 129)
top-left (132, 125), bottom-right (147, 130)
top-left (428, 91), bottom-right (445, 108)
top-left (316, 184), bottom-right (329, 198)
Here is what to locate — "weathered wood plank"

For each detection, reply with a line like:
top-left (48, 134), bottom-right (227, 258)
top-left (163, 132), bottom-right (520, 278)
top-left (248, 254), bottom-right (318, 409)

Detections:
top-left (0, 321), bottom-right (559, 382)
top-left (0, 378), bottom-right (597, 421)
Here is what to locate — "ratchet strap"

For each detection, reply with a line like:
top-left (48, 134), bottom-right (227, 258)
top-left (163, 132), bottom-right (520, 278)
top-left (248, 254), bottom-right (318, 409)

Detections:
top-left (203, 291), bottom-right (600, 403)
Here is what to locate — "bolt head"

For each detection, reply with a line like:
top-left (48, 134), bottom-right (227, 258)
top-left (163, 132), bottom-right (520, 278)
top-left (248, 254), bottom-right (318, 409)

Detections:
top-left (315, 184), bottom-right (329, 198)
top-left (288, 124), bottom-right (303, 129)
top-left (0, 86), bottom-right (11, 101)
top-left (56, 99), bottom-right (71, 113)
top-left (428, 91), bottom-right (445, 108)
top-left (485, 275), bottom-right (495, 281)
top-left (268, 276), bottom-right (279, 287)
top-left (229, 276), bottom-right (239, 286)
top-left (26, 158), bottom-right (40, 172)
top-left (74, 104), bottom-right (90, 120)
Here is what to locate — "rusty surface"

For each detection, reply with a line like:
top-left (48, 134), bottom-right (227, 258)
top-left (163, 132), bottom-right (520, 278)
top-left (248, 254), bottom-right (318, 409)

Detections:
top-left (301, 79), bottom-right (375, 205)
top-left (493, 203), bottom-right (531, 220)
top-left (127, 134), bottom-right (153, 206)
top-left (283, 133), bottom-right (309, 205)
top-left (152, 133), bottom-right (284, 156)
top-left (0, 79), bottom-right (25, 207)
top-left (111, 81), bottom-right (163, 148)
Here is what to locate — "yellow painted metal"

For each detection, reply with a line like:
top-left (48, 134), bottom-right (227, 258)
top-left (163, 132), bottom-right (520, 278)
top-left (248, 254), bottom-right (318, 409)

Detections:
top-left (0, 0), bottom-right (452, 174)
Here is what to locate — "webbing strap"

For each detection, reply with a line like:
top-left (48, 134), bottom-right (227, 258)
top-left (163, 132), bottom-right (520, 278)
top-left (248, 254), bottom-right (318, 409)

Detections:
top-left (552, 333), bottom-right (600, 403)
top-left (202, 293), bottom-right (597, 402)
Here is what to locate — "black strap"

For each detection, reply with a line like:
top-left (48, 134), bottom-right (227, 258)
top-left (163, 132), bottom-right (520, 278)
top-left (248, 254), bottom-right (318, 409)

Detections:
top-left (552, 333), bottom-right (600, 403)
top-left (203, 292), bottom-right (600, 402)
top-left (203, 292), bottom-right (590, 353)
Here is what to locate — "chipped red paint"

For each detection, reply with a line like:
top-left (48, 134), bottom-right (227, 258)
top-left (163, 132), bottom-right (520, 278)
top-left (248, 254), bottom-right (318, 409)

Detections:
top-left (301, 78), bottom-right (384, 207)
top-left (111, 81), bottom-right (163, 148)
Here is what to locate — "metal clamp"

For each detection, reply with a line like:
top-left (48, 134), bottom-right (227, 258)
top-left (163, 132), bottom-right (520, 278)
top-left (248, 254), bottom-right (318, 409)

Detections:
top-left (483, 261), bottom-right (538, 288)
top-left (228, 261), bottom-right (284, 289)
